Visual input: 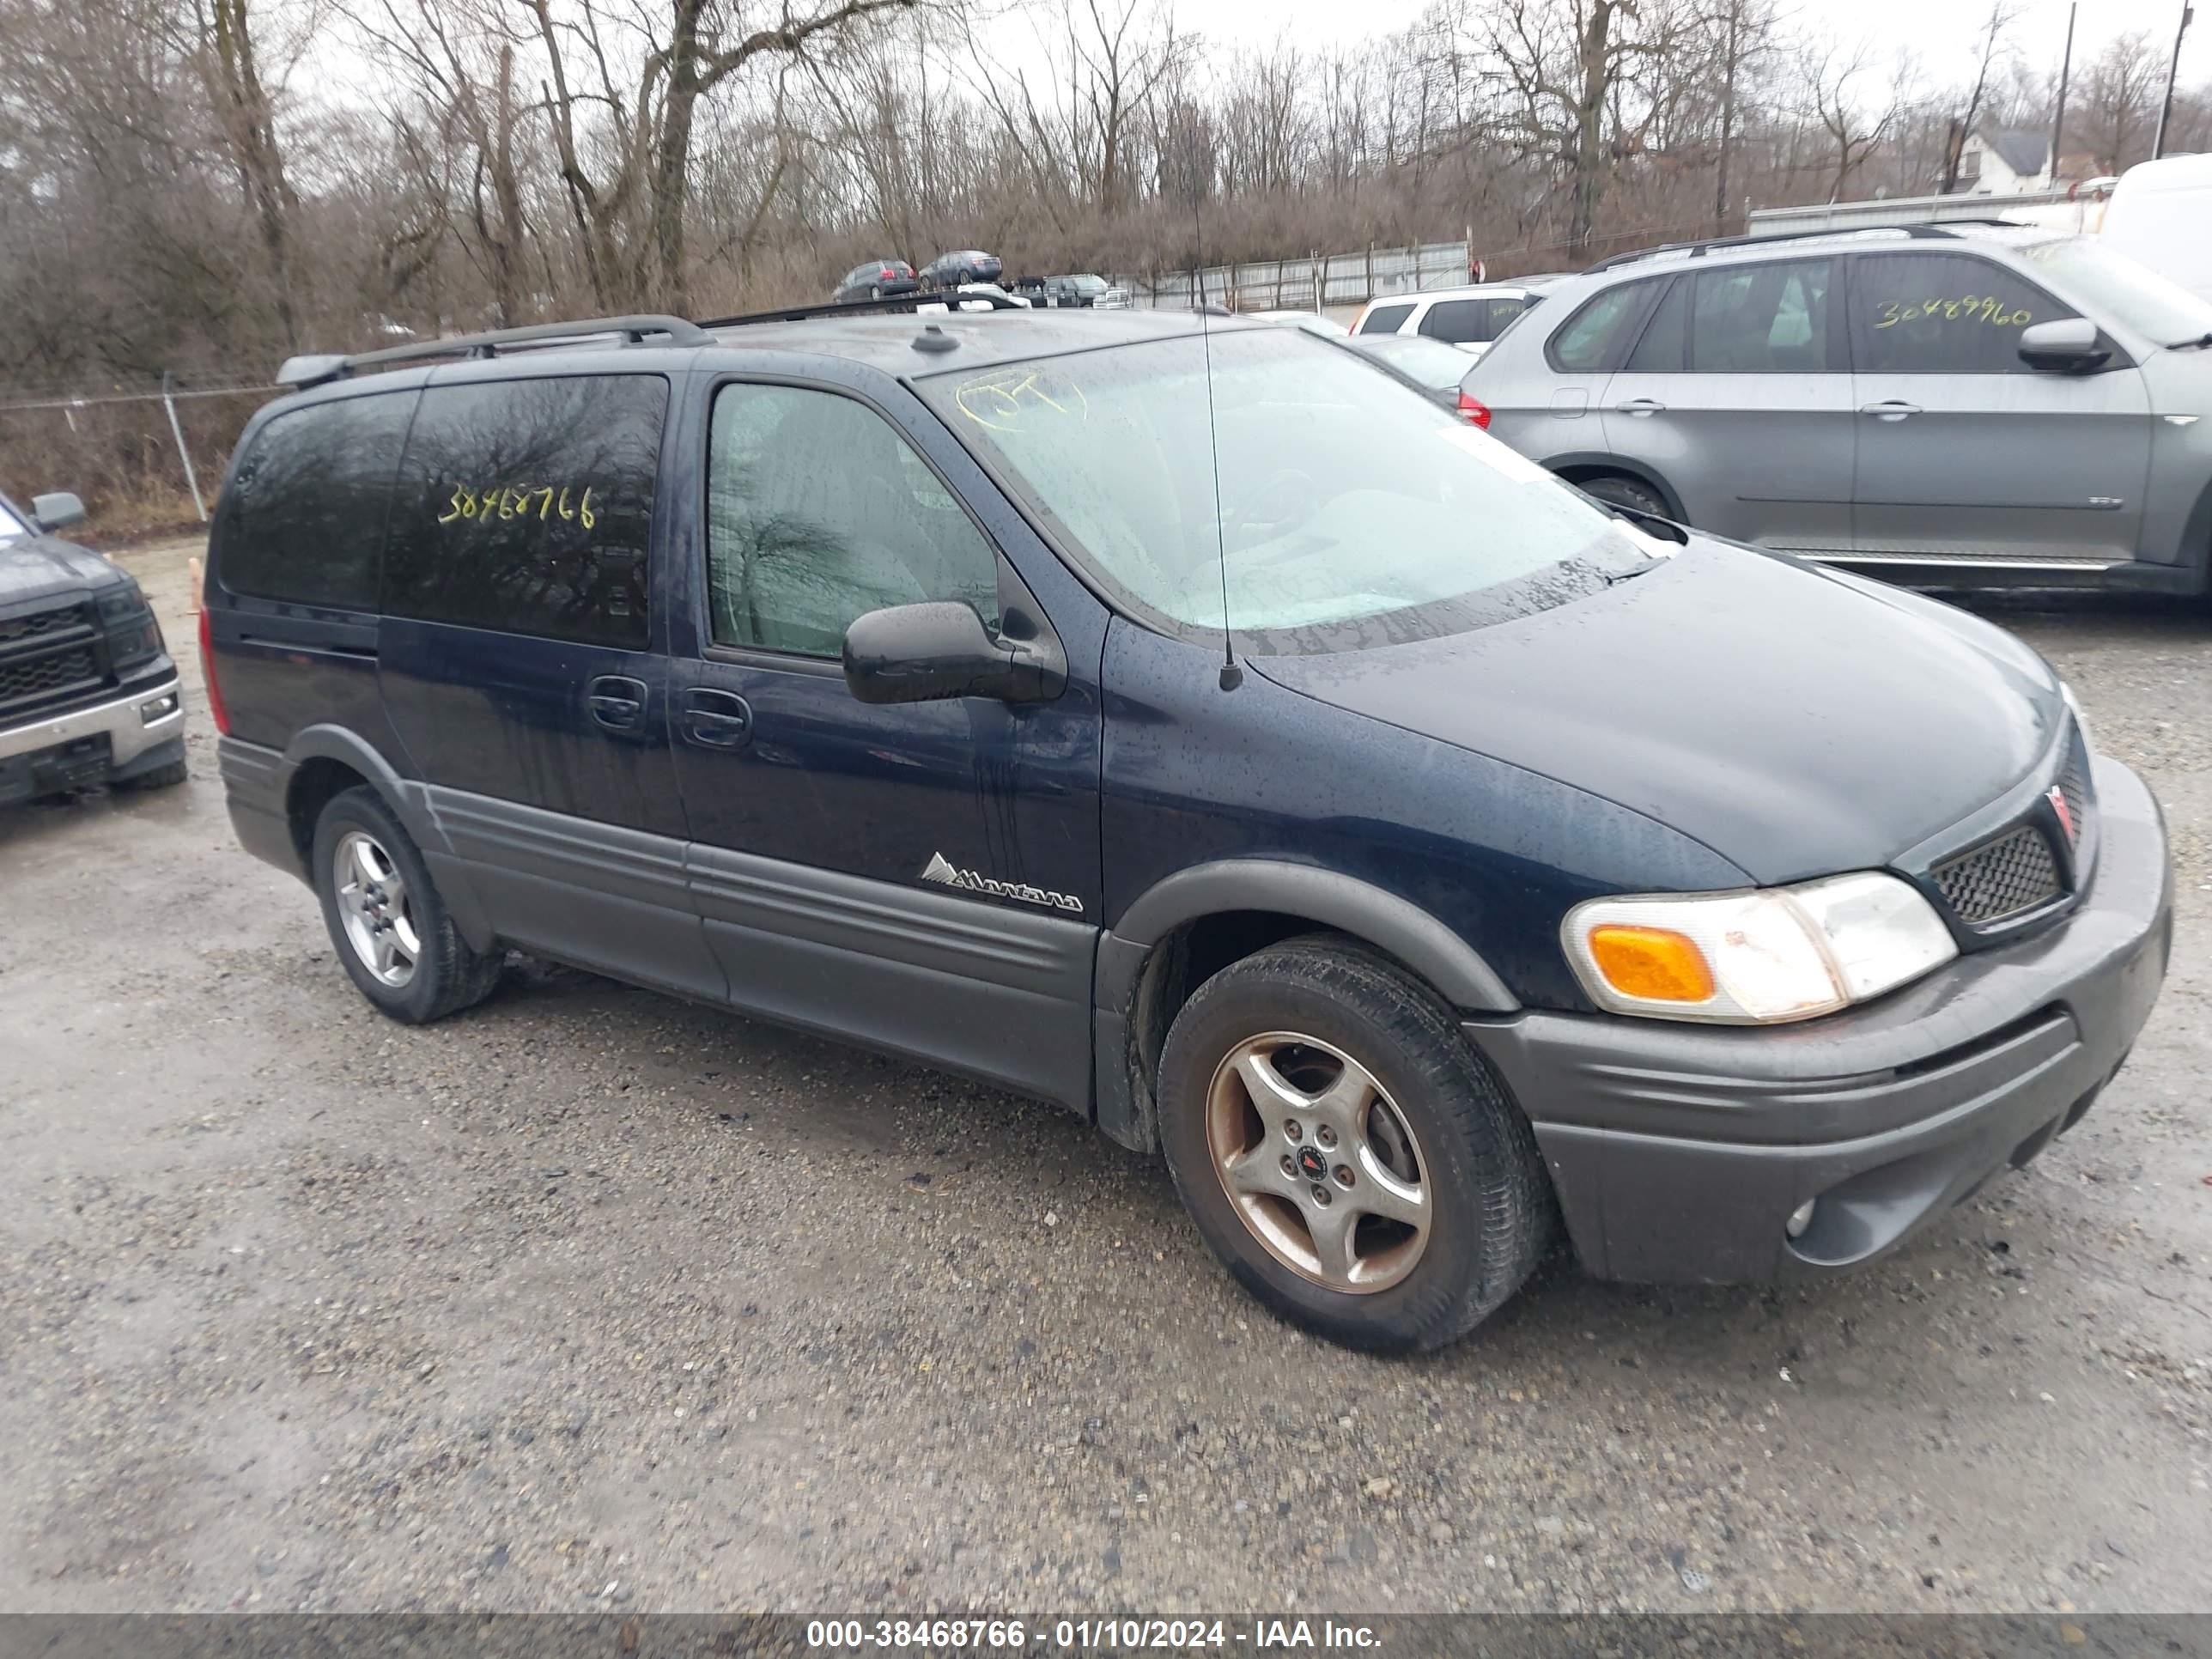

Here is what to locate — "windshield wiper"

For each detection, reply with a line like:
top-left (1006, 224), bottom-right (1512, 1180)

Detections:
top-left (2165, 331), bottom-right (2212, 349)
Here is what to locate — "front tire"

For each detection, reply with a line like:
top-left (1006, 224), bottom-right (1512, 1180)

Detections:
top-left (311, 786), bottom-right (501, 1024)
top-left (1157, 937), bottom-right (1550, 1352)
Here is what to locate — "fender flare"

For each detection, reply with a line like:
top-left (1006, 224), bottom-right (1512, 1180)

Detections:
top-left (1537, 450), bottom-right (1688, 522)
top-left (1106, 860), bottom-right (1519, 1014)
top-left (281, 724), bottom-right (494, 950)
top-left (283, 724), bottom-right (447, 853)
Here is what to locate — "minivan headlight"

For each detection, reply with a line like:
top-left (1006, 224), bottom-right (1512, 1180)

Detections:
top-left (1564, 872), bottom-right (1957, 1024)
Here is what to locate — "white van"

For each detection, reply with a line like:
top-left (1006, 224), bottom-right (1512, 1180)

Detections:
top-left (2100, 155), bottom-right (2212, 301)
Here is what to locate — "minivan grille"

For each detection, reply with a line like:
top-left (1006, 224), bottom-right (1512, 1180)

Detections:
top-left (1932, 824), bottom-right (2063, 925)
top-left (2055, 752), bottom-right (2090, 850)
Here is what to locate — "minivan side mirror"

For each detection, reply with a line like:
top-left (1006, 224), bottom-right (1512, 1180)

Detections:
top-left (843, 600), bottom-right (1061, 706)
top-left (30, 491), bottom-right (86, 532)
top-left (2019, 319), bottom-right (2111, 374)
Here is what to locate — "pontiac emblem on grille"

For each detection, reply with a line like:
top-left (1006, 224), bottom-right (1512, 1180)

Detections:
top-left (2047, 785), bottom-right (2074, 843)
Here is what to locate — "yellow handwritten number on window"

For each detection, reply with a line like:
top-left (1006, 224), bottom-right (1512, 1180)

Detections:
top-left (1874, 298), bottom-right (2034, 330)
top-left (437, 483), bottom-right (596, 530)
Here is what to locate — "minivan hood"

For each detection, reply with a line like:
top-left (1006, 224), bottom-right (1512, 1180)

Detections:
top-left (1252, 539), bottom-right (2063, 886)
top-left (0, 534), bottom-right (124, 612)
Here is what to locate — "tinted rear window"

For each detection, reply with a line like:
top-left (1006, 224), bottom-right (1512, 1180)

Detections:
top-left (216, 392), bottom-right (415, 609)
top-left (382, 375), bottom-right (666, 647)
top-left (1358, 302), bottom-right (1415, 335)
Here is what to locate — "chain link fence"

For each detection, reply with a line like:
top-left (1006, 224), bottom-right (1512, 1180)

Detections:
top-left (0, 377), bottom-right (275, 539)
top-left (1127, 240), bottom-right (1476, 313)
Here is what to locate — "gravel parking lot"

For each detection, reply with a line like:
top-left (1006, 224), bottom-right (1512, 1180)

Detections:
top-left (3, 537), bottom-right (2209, 1616)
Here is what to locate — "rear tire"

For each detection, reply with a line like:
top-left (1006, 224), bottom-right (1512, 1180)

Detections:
top-left (1576, 473), bottom-right (1674, 521)
top-left (869, 284), bottom-right (883, 300)
top-left (311, 786), bottom-right (502, 1024)
top-left (1157, 936), bottom-right (1550, 1352)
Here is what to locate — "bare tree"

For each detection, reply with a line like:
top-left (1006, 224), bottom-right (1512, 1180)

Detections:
top-left (2071, 32), bottom-right (2165, 175)
top-left (526, 0), bottom-right (926, 312)
top-left (1938, 0), bottom-right (2022, 193)
top-left (1477, 0), bottom-right (1686, 261)
top-left (190, 0), bottom-right (303, 347)
top-left (1796, 37), bottom-right (1897, 200)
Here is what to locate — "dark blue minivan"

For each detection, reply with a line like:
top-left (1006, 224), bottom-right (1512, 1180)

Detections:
top-left (205, 307), bottom-right (2172, 1351)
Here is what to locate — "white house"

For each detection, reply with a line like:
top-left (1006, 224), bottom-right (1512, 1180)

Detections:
top-left (1958, 126), bottom-right (2054, 193)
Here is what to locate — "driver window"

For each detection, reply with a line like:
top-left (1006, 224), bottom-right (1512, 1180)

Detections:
top-left (706, 385), bottom-right (1000, 657)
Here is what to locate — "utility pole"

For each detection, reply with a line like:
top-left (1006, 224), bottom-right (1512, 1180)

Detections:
top-left (2049, 3), bottom-right (2075, 185)
top-left (1713, 0), bottom-right (1743, 235)
top-left (2154, 3), bottom-right (2195, 159)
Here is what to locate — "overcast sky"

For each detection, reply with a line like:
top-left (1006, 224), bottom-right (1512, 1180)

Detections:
top-left (1182, 0), bottom-right (2198, 96)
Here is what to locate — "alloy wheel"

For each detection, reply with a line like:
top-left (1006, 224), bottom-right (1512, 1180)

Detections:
top-left (333, 829), bottom-right (421, 988)
top-left (1205, 1031), bottom-right (1431, 1292)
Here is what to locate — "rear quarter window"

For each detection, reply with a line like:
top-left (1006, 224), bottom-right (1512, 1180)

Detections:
top-left (214, 392), bottom-right (416, 609)
top-left (1546, 279), bottom-right (1663, 373)
top-left (1358, 302), bottom-right (1415, 336)
top-left (381, 374), bottom-right (666, 648)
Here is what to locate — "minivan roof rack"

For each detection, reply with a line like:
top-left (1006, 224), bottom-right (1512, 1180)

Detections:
top-left (1583, 220), bottom-right (2022, 274)
top-left (276, 313), bottom-right (711, 389)
top-left (699, 289), bottom-right (1026, 329)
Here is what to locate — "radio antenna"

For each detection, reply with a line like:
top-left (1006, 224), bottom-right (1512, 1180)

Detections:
top-left (1194, 194), bottom-right (1241, 691)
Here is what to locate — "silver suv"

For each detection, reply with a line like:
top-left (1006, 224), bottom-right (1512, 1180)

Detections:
top-left (1464, 224), bottom-right (2212, 595)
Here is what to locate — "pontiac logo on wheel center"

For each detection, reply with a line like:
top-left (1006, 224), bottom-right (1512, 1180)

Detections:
top-left (1297, 1146), bottom-right (1328, 1181)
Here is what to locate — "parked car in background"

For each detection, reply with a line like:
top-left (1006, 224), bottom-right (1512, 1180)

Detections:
top-left (920, 249), bottom-right (1004, 289)
top-left (0, 489), bottom-right (185, 806)
top-left (1018, 273), bottom-right (1132, 309)
top-left (1352, 281), bottom-right (1558, 358)
top-left (951, 283), bottom-right (1031, 309)
top-left (833, 260), bottom-right (921, 303)
top-left (1345, 332), bottom-right (1486, 419)
top-left (1464, 222), bottom-right (2212, 596)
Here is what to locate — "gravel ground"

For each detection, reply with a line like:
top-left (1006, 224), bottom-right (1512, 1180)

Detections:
top-left (1, 539), bottom-right (2208, 1616)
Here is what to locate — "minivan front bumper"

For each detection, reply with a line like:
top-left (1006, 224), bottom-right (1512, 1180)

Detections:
top-left (1466, 754), bottom-right (2172, 1285)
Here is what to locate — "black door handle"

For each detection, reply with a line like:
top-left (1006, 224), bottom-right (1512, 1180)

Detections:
top-left (682, 689), bottom-right (752, 750)
top-left (586, 675), bottom-right (649, 732)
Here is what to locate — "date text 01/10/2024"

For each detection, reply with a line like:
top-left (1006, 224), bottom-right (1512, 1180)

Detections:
top-left (800, 1619), bottom-right (1383, 1650)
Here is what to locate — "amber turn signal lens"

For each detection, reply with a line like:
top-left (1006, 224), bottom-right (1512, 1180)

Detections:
top-left (1585, 924), bottom-right (1716, 1004)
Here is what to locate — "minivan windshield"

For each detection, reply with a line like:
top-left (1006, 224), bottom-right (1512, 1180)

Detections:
top-left (0, 499), bottom-right (28, 543)
top-left (921, 327), bottom-right (1660, 651)
top-left (2018, 235), bottom-right (2212, 345)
